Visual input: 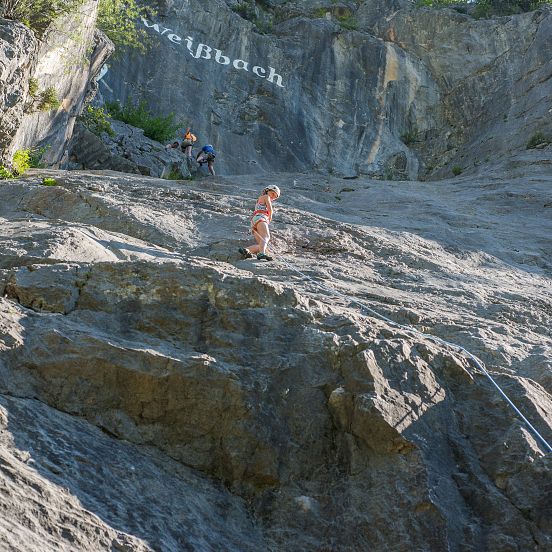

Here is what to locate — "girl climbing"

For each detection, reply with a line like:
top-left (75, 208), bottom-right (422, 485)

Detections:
top-left (239, 185), bottom-right (281, 261)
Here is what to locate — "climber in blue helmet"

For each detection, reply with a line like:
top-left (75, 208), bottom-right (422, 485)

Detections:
top-left (196, 144), bottom-right (216, 176)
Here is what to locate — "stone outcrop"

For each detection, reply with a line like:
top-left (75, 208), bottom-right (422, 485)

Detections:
top-left (70, 120), bottom-right (192, 178)
top-left (0, 162), bottom-right (550, 550)
top-left (0, 394), bottom-right (263, 551)
top-left (0, 1), bottom-right (112, 167)
top-left (0, 19), bottom-right (38, 163)
top-left (375, 6), bottom-right (552, 178)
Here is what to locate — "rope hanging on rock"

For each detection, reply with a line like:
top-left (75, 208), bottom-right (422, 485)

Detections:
top-left (262, 235), bottom-right (552, 455)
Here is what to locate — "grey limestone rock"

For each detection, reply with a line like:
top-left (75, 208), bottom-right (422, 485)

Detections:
top-left (70, 120), bottom-right (192, 179)
top-left (1, 1), bottom-right (112, 168)
top-left (375, 5), bottom-right (552, 178)
top-left (0, 19), bottom-right (38, 164)
top-left (0, 164), bottom-right (550, 550)
top-left (98, 0), bottom-right (432, 179)
top-left (96, 1), bottom-right (552, 180)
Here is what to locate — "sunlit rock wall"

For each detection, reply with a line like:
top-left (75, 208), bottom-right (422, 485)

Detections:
top-left (7, 0), bottom-right (112, 167)
top-left (99, 0), bottom-right (437, 178)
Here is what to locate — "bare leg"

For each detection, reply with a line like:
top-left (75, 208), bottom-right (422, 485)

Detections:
top-left (208, 160), bottom-right (216, 176)
top-left (252, 222), bottom-right (270, 254)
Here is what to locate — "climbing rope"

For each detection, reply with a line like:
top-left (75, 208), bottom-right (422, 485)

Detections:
top-left (251, 228), bottom-right (552, 454)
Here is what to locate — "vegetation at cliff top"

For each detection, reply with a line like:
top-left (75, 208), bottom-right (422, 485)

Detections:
top-left (1, 0), bottom-right (151, 52)
top-left (417, 0), bottom-right (552, 17)
top-left (105, 99), bottom-right (182, 144)
top-left (97, 0), bottom-right (152, 54)
top-left (1, 0), bottom-right (84, 36)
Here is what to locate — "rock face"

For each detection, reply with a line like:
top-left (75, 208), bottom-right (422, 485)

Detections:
top-left (98, 0), bottom-right (437, 179)
top-left (1, 2), bottom-right (551, 551)
top-left (98, 1), bottom-right (552, 179)
top-left (0, 1), bottom-right (112, 167)
top-left (0, 19), bottom-right (38, 163)
top-left (376, 6), bottom-right (552, 178)
top-left (0, 394), bottom-right (263, 551)
top-left (0, 161), bottom-right (550, 550)
top-left (70, 120), bottom-right (192, 178)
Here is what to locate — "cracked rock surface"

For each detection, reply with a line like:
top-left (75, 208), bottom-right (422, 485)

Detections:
top-left (0, 161), bottom-right (550, 551)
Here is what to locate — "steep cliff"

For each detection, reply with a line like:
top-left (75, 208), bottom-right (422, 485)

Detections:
top-left (376, 6), bottom-right (552, 178)
top-left (1, 1), bottom-right (551, 551)
top-left (0, 1), bottom-right (112, 167)
top-left (97, 0), bottom-right (437, 178)
top-left (0, 20), bottom-right (38, 163)
top-left (97, 1), bottom-right (552, 179)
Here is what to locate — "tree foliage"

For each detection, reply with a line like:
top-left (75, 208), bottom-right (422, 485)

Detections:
top-left (417, 0), bottom-right (552, 17)
top-left (96, 0), bottom-right (152, 54)
top-left (1, 0), bottom-right (152, 52)
top-left (1, 0), bottom-right (85, 36)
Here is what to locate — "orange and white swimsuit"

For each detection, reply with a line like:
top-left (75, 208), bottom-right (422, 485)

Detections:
top-left (251, 199), bottom-right (271, 230)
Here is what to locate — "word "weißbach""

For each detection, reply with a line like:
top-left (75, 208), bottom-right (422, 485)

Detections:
top-left (141, 18), bottom-right (286, 89)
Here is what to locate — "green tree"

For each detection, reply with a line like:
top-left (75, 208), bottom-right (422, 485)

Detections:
top-left (1, 0), bottom-right (85, 36)
top-left (1, 0), bottom-right (152, 52)
top-left (417, 0), bottom-right (552, 15)
top-left (97, 0), bottom-right (152, 54)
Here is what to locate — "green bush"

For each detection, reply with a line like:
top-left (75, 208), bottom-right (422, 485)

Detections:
top-left (12, 149), bottom-right (31, 176)
top-left (416, 0), bottom-right (552, 17)
top-left (1, 0), bottom-right (85, 37)
top-left (401, 130), bottom-right (418, 145)
top-left (527, 131), bottom-right (552, 149)
top-left (452, 165), bottom-right (463, 176)
top-left (80, 105), bottom-right (115, 136)
top-left (97, 0), bottom-right (153, 54)
top-left (313, 8), bottom-right (329, 18)
top-left (232, 2), bottom-right (256, 20)
top-left (38, 87), bottom-right (61, 112)
top-left (163, 168), bottom-right (183, 181)
top-left (0, 166), bottom-right (14, 180)
top-left (29, 145), bottom-right (49, 168)
top-left (29, 77), bottom-right (39, 97)
top-left (2, 0), bottom-right (152, 52)
top-left (106, 99), bottom-right (182, 144)
top-left (42, 177), bottom-right (58, 186)
top-left (0, 148), bottom-right (34, 180)
top-left (337, 14), bottom-right (358, 30)
top-left (312, 8), bottom-right (357, 30)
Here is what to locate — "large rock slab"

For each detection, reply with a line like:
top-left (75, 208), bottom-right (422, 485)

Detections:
top-left (0, 165), bottom-right (550, 550)
top-left (0, 393), bottom-right (263, 551)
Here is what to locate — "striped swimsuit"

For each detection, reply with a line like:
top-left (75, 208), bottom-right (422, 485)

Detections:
top-left (251, 199), bottom-right (271, 230)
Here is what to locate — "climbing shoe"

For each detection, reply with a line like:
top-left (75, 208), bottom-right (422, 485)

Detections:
top-left (257, 252), bottom-right (273, 261)
top-left (239, 247), bottom-right (253, 259)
